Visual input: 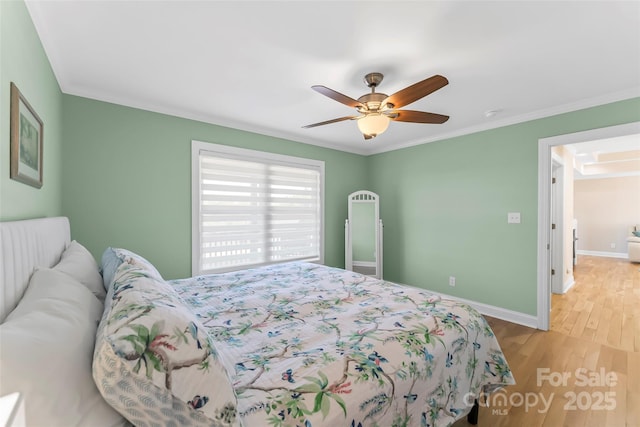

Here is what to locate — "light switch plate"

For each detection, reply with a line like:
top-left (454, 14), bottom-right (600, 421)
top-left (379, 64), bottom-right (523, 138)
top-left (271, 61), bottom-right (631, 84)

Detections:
top-left (508, 212), bottom-right (521, 224)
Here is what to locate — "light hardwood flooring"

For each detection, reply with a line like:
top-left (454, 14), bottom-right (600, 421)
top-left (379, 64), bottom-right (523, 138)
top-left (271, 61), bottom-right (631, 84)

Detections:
top-left (550, 256), bottom-right (640, 353)
top-left (454, 255), bottom-right (640, 427)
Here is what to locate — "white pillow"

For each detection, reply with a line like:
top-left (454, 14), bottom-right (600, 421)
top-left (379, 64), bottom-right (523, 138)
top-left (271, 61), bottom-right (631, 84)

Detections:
top-left (0, 268), bottom-right (126, 427)
top-left (54, 240), bottom-right (106, 301)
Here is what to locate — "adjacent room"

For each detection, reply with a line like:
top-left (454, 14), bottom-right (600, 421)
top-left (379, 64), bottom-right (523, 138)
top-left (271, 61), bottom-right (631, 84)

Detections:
top-left (1, 1), bottom-right (639, 426)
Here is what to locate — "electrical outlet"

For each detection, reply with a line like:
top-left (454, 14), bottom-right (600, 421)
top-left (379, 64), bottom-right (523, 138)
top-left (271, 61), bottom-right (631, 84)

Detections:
top-left (449, 276), bottom-right (456, 287)
top-left (507, 212), bottom-right (521, 224)
top-left (610, 243), bottom-right (616, 249)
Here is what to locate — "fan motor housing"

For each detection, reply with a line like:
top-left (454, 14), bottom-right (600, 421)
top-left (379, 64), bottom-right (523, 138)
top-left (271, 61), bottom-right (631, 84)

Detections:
top-left (358, 92), bottom-right (388, 111)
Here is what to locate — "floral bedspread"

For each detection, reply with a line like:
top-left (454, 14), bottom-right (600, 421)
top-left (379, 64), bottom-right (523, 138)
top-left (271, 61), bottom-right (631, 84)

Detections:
top-left (170, 262), bottom-right (514, 427)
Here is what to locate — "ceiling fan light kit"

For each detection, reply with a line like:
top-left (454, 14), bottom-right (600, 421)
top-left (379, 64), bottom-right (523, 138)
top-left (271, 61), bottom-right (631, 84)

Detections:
top-left (357, 113), bottom-right (390, 139)
top-left (303, 72), bottom-right (449, 140)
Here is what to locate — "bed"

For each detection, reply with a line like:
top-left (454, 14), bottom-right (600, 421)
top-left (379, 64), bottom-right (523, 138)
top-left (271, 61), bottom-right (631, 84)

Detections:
top-left (0, 217), bottom-right (514, 427)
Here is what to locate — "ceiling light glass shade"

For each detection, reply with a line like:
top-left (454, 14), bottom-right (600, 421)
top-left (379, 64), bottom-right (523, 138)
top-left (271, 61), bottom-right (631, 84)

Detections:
top-left (357, 113), bottom-right (390, 137)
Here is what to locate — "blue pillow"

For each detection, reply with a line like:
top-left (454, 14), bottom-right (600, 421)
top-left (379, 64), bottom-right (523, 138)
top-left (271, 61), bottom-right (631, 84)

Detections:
top-left (100, 248), bottom-right (122, 291)
top-left (100, 247), bottom-right (163, 291)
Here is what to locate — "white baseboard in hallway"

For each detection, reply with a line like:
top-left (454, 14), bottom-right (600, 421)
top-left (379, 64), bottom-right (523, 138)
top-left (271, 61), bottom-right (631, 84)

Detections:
top-left (576, 250), bottom-right (627, 259)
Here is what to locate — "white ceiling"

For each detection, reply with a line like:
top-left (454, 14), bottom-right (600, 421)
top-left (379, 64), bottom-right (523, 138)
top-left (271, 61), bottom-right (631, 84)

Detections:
top-left (26, 0), bottom-right (640, 156)
top-left (568, 133), bottom-right (640, 179)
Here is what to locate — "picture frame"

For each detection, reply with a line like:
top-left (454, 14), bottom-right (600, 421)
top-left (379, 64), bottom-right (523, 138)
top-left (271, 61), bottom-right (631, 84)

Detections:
top-left (10, 82), bottom-right (43, 188)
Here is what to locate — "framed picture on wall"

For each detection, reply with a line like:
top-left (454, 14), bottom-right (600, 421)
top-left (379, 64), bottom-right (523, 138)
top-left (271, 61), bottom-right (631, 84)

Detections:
top-left (10, 82), bottom-right (43, 188)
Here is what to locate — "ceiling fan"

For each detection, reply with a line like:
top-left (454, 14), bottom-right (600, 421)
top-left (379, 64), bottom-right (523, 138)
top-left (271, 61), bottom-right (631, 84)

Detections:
top-left (303, 72), bottom-right (449, 140)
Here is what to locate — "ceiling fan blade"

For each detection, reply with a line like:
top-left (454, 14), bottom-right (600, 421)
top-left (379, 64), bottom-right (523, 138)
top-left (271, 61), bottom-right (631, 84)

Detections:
top-left (311, 85), bottom-right (365, 109)
top-left (388, 110), bottom-right (449, 124)
top-left (302, 115), bottom-right (360, 128)
top-left (382, 75), bottom-right (448, 109)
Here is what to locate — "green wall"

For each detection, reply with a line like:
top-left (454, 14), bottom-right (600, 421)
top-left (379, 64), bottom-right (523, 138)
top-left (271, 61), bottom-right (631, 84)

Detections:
top-left (369, 98), bottom-right (640, 315)
top-left (62, 94), bottom-right (639, 314)
top-left (0, 0), bottom-right (63, 220)
top-left (61, 95), bottom-right (368, 280)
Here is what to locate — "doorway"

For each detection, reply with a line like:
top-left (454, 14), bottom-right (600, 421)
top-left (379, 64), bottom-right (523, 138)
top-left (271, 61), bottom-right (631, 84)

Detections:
top-left (536, 121), bottom-right (640, 330)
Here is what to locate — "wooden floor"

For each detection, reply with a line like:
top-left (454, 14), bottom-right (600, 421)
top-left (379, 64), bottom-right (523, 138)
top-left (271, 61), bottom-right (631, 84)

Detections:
top-left (454, 255), bottom-right (640, 427)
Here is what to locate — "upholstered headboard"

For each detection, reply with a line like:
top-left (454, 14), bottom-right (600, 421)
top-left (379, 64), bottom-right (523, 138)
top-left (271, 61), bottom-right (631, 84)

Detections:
top-left (0, 216), bottom-right (70, 322)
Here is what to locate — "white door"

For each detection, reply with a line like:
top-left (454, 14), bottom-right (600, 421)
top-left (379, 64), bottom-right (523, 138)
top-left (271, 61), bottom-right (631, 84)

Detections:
top-left (551, 161), bottom-right (564, 295)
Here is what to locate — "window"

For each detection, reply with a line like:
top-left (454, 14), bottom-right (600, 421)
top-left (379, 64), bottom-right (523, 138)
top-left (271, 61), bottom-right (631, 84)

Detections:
top-left (192, 141), bottom-right (324, 274)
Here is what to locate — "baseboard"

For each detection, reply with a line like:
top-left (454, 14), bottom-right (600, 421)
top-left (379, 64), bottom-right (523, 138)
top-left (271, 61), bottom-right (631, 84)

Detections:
top-left (576, 250), bottom-right (628, 259)
top-left (445, 293), bottom-right (539, 330)
top-left (398, 283), bottom-right (539, 329)
top-left (562, 275), bottom-right (575, 293)
top-left (552, 275), bottom-right (575, 295)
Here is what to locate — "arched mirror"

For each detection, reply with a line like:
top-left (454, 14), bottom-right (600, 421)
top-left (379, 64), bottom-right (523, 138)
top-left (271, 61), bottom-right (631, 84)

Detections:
top-left (345, 191), bottom-right (383, 279)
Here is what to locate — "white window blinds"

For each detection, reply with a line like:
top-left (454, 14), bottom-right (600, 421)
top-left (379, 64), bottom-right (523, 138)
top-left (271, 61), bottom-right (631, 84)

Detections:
top-left (192, 141), bottom-right (324, 274)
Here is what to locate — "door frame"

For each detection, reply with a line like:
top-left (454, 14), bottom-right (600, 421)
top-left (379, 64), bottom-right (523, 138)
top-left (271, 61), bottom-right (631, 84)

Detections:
top-left (537, 121), bottom-right (640, 330)
top-left (550, 156), bottom-right (564, 295)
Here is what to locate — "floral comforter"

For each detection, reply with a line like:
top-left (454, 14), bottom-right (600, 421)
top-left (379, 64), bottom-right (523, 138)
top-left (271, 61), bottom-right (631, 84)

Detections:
top-left (170, 262), bottom-right (514, 427)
